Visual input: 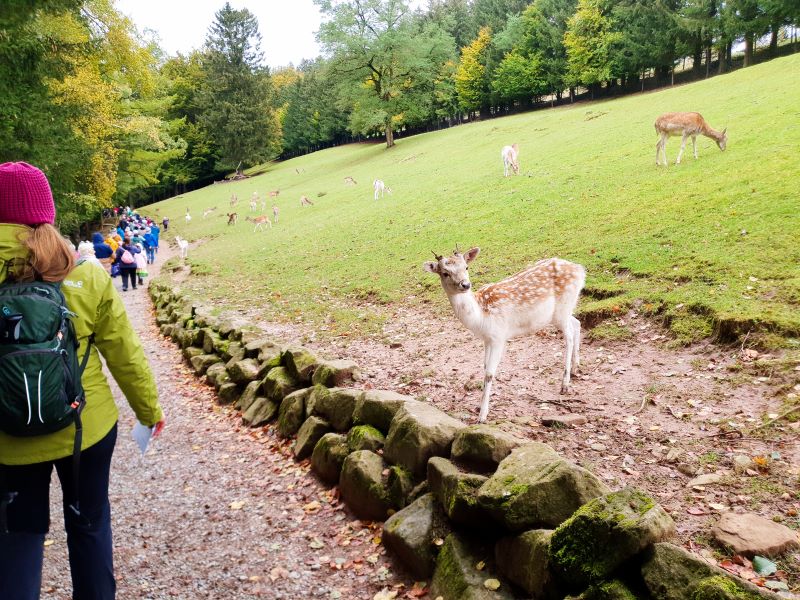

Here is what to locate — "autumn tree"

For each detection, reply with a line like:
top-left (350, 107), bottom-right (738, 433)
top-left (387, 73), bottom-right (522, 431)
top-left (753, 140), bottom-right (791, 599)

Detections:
top-left (455, 26), bottom-right (493, 115)
top-left (200, 3), bottom-right (281, 170)
top-left (564, 0), bottom-right (620, 96)
top-left (315, 0), bottom-right (454, 148)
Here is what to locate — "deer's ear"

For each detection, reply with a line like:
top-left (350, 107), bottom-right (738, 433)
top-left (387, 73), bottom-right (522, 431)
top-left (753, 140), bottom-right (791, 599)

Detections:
top-left (423, 261), bottom-right (440, 274)
top-left (722, 128), bottom-right (727, 135)
top-left (464, 247), bottom-right (480, 263)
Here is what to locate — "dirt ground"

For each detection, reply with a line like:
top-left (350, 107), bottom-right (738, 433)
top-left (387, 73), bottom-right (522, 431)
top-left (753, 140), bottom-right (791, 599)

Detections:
top-left (243, 296), bottom-right (800, 591)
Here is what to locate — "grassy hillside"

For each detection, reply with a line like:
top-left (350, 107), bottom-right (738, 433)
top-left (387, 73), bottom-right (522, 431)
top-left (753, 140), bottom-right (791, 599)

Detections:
top-left (148, 54), bottom-right (800, 347)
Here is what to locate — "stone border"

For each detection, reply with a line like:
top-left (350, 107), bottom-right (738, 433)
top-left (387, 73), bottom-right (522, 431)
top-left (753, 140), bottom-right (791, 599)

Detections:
top-left (149, 280), bottom-right (783, 600)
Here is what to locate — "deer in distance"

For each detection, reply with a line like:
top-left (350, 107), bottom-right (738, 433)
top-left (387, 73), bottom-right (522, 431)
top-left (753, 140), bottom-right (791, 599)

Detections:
top-left (300, 195), bottom-right (314, 207)
top-left (344, 176), bottom-right (357, 185)
top-left (424, 248), bottom-right (585, 423)
top-left (184, 208), bottom-right (191, 223)
top-left (175, 236), bottom-right (189, 260)
top-left (272, 205), bottom-right (279, 223)
top-left (501, 144), bottom-right (520, 177)
top-left (202, 206), bottom-right (217, 219)
top-left (245, 215), bottom-right (272, 231)
top-left (227, 212), bottom-right (238, 225)
top-left (655, 112), bottom-right (727, 166)
top-left (373, 179), bottom-right (392, 200)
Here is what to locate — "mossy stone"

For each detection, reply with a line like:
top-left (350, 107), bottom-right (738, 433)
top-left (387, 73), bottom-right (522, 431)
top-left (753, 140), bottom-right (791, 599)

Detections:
top-left (427, 457), bottom-right (489, 525)
top-left (262, 366), bottom-right (300, 403)
top-left (387, 465), bottom-right (414, 510)
top-left (550, 487), bottom-right (675, 589)
top-left (476, 444), bottom-right (609, 531)
top-left (202, 328), bottom-right (221, 354)
top-left (430, 534), bottom-right (516, 600)
top-left (495, 530), bottom-right (559, 599)
top-left (294, 416), bottom-right (331, 460)
top-left (282, 346), bottom-right (320, 383)
top-left (382, 493), bottom-right (451, 580)
top-left (451, 425), bottom-right (524, 472)
top-left (277, 388), bottom-right (312, 438)
top-left (338, 450), bottom-right (391, 521)
top-left (182, 345), bottom-right (204, 361)
top-left (190, 353), bottom-right (220, 375)
top-left (216, 382), bottom-right (241, 405)
top-left (347, 425), bottom-right (385, 453)
top-left (235, 380), bottom-right (263, 412)
top-left (353, 390), bottom-right (414, 433)
top-left (227, 358), bottom-right (262, 385)
top-left (384, 401), bottom-right (466, 479)
top-left (309, 387), bottom-right (360, 431)
top-left (311, 359), bottom-right (361, 387)
top-left (242, 397), bottom-right (279, 427)
top-left (311, 433), bottom-right (350, 484)
top-left (244, 336), bottom-right (281, 359)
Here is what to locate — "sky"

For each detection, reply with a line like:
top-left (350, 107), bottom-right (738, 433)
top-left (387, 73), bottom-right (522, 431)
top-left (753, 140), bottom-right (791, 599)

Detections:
top-left (116, 0), bottom-right (426, 69)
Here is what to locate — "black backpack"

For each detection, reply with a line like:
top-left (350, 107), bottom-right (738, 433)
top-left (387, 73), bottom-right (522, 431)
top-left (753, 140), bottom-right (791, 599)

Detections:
top-left (0, 277), bottom-right (92, 530)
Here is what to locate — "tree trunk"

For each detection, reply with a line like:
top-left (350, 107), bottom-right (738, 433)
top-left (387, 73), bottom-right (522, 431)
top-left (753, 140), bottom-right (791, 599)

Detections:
top-left (705, 45), bottom-right (712, 78)
top-left (569, 87), bottom-right (575, 103)
top-left (385, 124), bottom-right (394, 148)
top-left (769, 26), bottom-right (779, 56)
top-left (718, 44), bottom-right (728, 74)
top-left (693, 41), bottom-right (703, 75)
top-left (744, 33), bottom-right (754, 67)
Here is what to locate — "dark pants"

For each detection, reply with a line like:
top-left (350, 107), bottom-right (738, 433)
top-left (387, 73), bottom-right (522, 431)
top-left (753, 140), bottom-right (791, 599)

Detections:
top-left (145, 247), bottom-right (155, 264)
top-left (120, 268), bottom-right (137, 290)
top-left (0, 425), bottom-right (118, 600)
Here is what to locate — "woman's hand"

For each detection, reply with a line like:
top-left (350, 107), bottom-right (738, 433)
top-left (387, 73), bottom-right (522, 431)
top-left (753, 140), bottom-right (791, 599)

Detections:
top-left (152, 419), bottom-right (165, 438)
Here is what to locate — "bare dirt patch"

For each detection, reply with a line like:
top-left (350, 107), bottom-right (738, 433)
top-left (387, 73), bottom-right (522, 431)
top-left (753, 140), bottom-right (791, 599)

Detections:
top-left (243, 301), bottom-right (800, 587)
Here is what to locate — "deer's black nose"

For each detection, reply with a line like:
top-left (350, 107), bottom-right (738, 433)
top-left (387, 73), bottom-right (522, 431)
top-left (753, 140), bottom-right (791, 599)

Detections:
top-left (460, 281), bottom-right (471, 290)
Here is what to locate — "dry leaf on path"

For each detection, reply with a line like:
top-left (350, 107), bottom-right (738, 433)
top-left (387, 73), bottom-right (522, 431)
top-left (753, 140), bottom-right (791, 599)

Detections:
top-left (484, 579), bottom-right (501, 591)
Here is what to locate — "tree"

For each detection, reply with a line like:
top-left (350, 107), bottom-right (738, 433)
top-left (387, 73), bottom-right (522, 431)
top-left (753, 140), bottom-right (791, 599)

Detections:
top-left (724, 0), bottom-right (769, 66)
top-left (564, 0), bottom-right (620, 95)
top-left (455, 26), bottom-right (493, 115)
top-left (491, 50), bottom-right (545, 104)
top-left (471, 0), bottom-right (531, 34)
top-left (425, 0), bottom-right (476, 48)
top-left (200, 3), bottom-right (281, 170)
top-left (315, 0), bottom-right (455, 148)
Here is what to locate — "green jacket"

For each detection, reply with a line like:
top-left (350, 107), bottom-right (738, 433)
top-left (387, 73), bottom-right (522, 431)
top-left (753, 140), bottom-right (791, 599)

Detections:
top-left (0, 224), bottom-right (162, 465)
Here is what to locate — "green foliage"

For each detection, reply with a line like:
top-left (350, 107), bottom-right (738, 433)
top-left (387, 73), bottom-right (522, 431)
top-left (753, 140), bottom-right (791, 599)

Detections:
top-left (564, 0), bottom-right (621, 89)
top-left (315, 0), bottom-right (454, 148)
top-left (199, 2), bottom-right (281, 170)
top-left (148, 54), bottom-right (800, 346)
top-left (491, 51), bottom-right (545, 103)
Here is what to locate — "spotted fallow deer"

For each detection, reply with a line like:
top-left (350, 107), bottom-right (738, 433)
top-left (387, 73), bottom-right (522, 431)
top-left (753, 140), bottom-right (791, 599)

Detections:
top-left (655, 112), bottom-right (727, 166)
top-left (424, 248), bottom-right (586, 423)
top-left (245, 215), bottom-right (272, 231)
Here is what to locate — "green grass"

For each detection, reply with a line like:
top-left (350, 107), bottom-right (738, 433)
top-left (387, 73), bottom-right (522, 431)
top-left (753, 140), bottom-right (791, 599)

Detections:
top-left (148, 54), bottom-right (800, 345)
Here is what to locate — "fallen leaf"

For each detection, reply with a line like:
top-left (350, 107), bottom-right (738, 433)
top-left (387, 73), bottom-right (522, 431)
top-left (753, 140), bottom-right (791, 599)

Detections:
top-left (303, 500), bottom-right (321, 513)
top-left (475, 560), bottom-right (486, 571)
top-left (687, 507), bottom-right (706, 515)
top-left (432, 538), bottom-right (444, 546)
top-left (483, 579), bottom-right (501, 591)
top-left (309, 539), bottom-right (325, 549)
top-left (373, 588), bottom-right (398, 600)
top-left (43, 539), bottom-right (55, 547)
top-left (229, 500), bottom-right (246, 510)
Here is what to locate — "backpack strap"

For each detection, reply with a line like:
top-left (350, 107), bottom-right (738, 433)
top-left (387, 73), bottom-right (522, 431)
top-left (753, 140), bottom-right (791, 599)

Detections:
top-left (66, 334), bottom-right (94, 521)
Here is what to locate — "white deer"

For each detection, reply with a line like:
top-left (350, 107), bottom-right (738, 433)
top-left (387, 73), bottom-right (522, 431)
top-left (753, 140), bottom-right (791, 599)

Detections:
top-left (175, 236), bottom-right (189, 260)
top-left (424, 248), bottom-right (585, 423)
top-left (202, 206), bottom-right (217, 219)
top-left (373, 179), bottom-right (392, 200)
top-left (272, 204), bottom-right (279, 223)
top-left (655, 112), bottom-right (727, 166)
top-left (501, 144), bottom-right (520, 177)
top-left (246, 215), bottom-right (272, 231)
top-left (184, 208), bottom-right (192, 223)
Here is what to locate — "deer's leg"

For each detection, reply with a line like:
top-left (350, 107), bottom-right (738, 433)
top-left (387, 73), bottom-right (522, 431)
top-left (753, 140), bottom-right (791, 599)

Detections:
top-left (561, 329), bottom-right (574, 395)
top-left (479, 341), bottom-right (505, 423)
top-left (692, 135), bottom-right (698, 159)
top-left (676, 133), bottom-right (688, 164)
top-left (570, 315), bottom-right (581, 376)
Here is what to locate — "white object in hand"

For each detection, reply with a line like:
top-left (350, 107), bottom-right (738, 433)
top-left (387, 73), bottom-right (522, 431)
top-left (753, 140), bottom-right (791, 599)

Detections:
top-left (132, 421), bottom-right (154, 455)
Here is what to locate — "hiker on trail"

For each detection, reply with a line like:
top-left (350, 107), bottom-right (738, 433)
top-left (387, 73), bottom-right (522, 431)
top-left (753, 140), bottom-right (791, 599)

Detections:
top-left (113, 234), bottom-right (141, 291)
top-left (0, 162), bottom-right (164, 600)
top-left (142, 227), bottom-right (156, 264)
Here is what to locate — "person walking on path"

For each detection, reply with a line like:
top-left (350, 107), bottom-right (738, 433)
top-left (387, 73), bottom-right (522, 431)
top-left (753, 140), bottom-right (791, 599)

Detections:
top-left (0, 161), bottom-right (164, 600)
top-left (113, 234), bottom-right (140, 291)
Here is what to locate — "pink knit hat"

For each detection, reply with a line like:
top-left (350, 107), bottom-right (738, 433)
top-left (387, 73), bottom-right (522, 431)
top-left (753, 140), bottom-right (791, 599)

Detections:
top-left (0, 162), bottom-right (56, 226)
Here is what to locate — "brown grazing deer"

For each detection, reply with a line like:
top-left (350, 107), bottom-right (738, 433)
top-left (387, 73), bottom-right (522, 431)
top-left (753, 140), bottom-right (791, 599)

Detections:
top-left (424, 248), bottom-right (585, 423)
top-left (655, 112), bottom-right (727, 166)
top-left (300, 195), bottom-right (314, 207)
top-left (227, 212), bottom-right (238, 225)
top-left (245, 215), bottom-right (272, 231)
top-left (344, 176), bottom-right (357, 185)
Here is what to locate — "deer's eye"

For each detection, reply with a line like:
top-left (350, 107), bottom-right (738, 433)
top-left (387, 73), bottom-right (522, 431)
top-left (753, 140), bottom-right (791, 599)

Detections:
top-left (442, 272), bottom-right (450, 278)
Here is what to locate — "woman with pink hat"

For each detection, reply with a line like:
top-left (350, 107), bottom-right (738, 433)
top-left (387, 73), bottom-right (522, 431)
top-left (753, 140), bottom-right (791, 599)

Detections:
top-left (0, 162), bottom-right (164, 599)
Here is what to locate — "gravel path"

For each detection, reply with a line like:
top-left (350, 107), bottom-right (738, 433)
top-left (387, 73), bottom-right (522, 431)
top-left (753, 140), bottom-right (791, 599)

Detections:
top-left (40, 249), bottom-right (411, 599)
